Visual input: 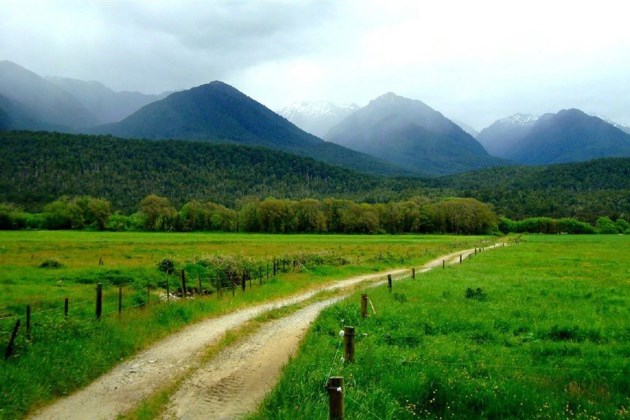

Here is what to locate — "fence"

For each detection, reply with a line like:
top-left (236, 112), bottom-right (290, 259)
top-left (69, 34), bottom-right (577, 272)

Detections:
top-left (2, 252), bottom-right (350, 360)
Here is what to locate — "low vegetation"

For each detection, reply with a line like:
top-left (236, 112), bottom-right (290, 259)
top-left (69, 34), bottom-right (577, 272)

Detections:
top-left (254, 235), bottom-right (630, 418)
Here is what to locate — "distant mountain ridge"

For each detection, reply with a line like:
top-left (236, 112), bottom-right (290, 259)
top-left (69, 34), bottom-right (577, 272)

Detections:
top-left (278, 101), bottom-right (358, 139)
top-left (478, 109), bottom-right (630, 164)
top-left (477, 113), bottom-right (539, 157)
top-left (93, 81), bottom-right (410, 176)
top-left (326, 92), bottom-right (505, 175)
top-left (0, 60), bottom-right (166, 130)
top-left (0, 60), bottom-right (98, 129)
top-left (45, 76), bottom-right (169, 124)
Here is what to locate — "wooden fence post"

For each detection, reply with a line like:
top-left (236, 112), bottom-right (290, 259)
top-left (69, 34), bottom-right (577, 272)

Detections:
top-left (327, 376), bottom-right (344, 419)
top-left (361, 294), bottom-right (368, 318)
top-left (344, 326), bottom-right (355, 363)
top-left (442, 259), bottom-right (445, 269)
top-left (241, 273), bottom-right (246, 292)
top-left (96, 283), bottom-right (103, 320)
top-left (118, 286), bottom-right (123, 315)
top-left (181, 270), bottom-right (187, 296)
top-left (412, 268), bottom-right (416, 279)
top-left (4, 319), bottom-right (20, 360)
top-left (64, 297), bottom-right (69, 317)
top-left (459, 254), bottom-right (462, 264)
top-left (26, 305), bottom-right (31, 335)
top-left (387, 274), bottom-right (392, 291)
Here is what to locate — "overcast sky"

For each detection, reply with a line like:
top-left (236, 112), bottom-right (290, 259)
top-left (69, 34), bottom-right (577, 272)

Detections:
top-left (2, 0), bottom-right (630, 129)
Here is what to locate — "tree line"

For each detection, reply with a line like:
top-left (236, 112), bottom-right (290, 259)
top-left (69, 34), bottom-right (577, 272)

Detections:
top-left (2, 194), bottom-right (627, 235)
top-left (0, 195), bottom-right (499, 235)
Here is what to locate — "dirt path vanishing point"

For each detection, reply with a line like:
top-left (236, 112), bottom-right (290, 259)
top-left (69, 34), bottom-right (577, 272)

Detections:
top-left (30, 244), bottom-right (505, 420)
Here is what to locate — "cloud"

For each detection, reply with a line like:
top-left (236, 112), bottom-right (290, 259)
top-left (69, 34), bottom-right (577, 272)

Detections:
top-left (1, 0), bottom-right (630, 127)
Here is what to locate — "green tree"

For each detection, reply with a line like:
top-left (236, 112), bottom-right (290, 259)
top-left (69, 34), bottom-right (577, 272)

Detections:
top-left (139, 195), bottom-right (177, 231)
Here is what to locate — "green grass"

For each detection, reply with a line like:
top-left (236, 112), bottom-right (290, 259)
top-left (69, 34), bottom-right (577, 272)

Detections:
top-left (253, 235), bottom-right (630, 419)
top-left (0, 231), bottom-right (488, 419)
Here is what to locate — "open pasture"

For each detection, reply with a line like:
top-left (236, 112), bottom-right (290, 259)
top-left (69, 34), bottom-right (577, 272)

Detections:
top-left (254, 235), bottom-right (630, 419)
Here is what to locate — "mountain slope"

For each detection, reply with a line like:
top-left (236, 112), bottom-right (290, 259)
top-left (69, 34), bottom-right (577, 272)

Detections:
top-left (326, 93), bottom-right (505, 175)
top-left (46, 76), bottom-right (168, 124)
top-left (279, 101), bottom-right (358, 139)
top-left (0, 60), bottom-right (97, 128)
top-left (511, 109), bottom-right (630, 165)
top-left (0, 131), bottom-right (384, 212)
top-left (93, 81), bottom-right (409, 176)
top-left (476, 113), bottom-right (539, 158)
top-left (478, 110), bottom-right (630, 164)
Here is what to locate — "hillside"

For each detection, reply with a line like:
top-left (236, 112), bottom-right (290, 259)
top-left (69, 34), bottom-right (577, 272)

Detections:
top-left (432, 158), bottom-right (630, 220)
top-left (46, 76), bottom-right (168, 124)
top-left (476, 113), bottom-right (539, 158)
top-left (0, 60), bottom-right (97, 129)
top-left (1, 131), bottom-right (628, 221)
top-left (0, 131), bottom-right (385, 212)
top-left (478, 109), bottom-right (630, 164)
top-left (93, 81), bottom-right (408, 176)
top-left (326, 93), bottom-right (505, 175)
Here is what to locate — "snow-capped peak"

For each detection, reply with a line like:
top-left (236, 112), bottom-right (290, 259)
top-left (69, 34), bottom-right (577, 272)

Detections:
top-left (498, 113), bottom-right (539, 126)
top-left (279, 101), bottom-right (358, 120)
top-left (278, 101), bottom-right (359, 139)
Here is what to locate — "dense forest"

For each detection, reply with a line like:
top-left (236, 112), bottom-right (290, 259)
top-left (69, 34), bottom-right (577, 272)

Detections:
top-left (1, 131), bottom-right (629, 222)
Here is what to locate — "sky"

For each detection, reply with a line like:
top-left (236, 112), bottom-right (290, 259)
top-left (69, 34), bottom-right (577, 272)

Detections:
top-left (2, 0), bottom-right (630, 129)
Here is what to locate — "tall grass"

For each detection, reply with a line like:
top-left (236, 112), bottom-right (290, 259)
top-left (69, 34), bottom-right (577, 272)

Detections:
top-left (253, 235), bottom-right (630, 419)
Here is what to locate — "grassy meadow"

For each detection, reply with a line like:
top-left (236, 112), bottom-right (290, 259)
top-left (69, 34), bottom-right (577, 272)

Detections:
top-left (253, 235), bottom-right (630, 419)
top-left (0, 231), bottom-right (487, 419)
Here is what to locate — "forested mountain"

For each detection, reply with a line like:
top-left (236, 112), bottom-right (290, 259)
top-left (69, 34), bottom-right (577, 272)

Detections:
top-left (326, 92), bottom-right (506, 175)
top-left (0, 61), bottom-right (98, 129)
top-left (92, 81), bottom-right (407, 176)
top-left (0, 131), bottom-right (390, 212)
top-left (1, 131), bottom-right (628, 221)
top-left (478, 109), bottom-right (630, 164)
top-left (431, 158), bottom-right (630, 220)
top-left (46, 76), bottom-right (169, 124)
top-left (278, 101), bottom-right (358, 139)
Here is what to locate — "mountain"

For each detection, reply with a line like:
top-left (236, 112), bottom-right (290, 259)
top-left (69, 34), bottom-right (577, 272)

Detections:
top-left (0, 60), bottom-right (97, 129)
top-left (480, 109), bottom-right (630, 165)
top-left (93, 81), bottom-right (409, 176)
top-left (45, 76), bottom-right (168, 124)
top-left (278, 101), bottom-right (358, 139)
top-left (590, 114), bottom-right (630, 135)
top-left (326, 92), bottom-right (505, 175)
top-left (477, 113), bottom-right (539, 157)
top-left (453, 120), bottom-right (480, 138)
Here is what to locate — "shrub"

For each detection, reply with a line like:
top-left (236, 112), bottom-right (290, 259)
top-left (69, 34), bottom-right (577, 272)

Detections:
top-left (39, 259), bottom-right (63, 269)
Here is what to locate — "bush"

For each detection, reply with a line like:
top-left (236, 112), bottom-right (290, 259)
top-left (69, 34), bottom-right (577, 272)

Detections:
top-left (39, 259), bottom-right (63, 269)
top-left (157, 259), bottom-right (176, 274)
top-left (596, 217), bottom-right (617, 234)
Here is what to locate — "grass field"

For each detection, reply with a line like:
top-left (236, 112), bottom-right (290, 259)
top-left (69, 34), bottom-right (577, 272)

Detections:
top-left (253, 235), bottom-right (630, 419)
top-left (0, 231), bottom-right (488, 419)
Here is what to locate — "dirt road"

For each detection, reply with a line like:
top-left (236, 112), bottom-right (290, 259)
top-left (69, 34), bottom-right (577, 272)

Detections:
top-left (30, 245), bottom-right (502, 419)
